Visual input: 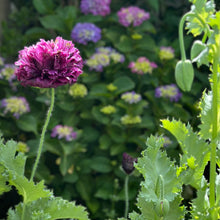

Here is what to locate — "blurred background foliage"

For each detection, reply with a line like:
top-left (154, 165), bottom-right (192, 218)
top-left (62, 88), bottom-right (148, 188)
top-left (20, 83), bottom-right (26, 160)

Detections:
top-left (0, 0), bottom-right (219, 219)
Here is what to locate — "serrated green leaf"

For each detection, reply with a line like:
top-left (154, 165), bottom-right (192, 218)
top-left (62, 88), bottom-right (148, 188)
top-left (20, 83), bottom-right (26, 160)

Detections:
top-left (198, 91), bottom-right (213, 139)
top-left (186, 0), bottom-right (215, 36)
top-left (190, 178), bottom-right (212, 219)
top-left (162, 119), bottom-right (210, 188)
top-left (0, 165), bottom-right (11, 195)
top-left (0, 139), bottom-right (26, 175)
top-left (133, 136), bottom-right (182, 219)
top-left (9, 175), bottom-right (52, 204)
top-left (8, 197), bottom-right (90, 220)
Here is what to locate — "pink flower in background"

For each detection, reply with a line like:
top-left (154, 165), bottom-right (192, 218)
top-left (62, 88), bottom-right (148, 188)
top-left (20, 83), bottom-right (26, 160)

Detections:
top-left (14, 37), bottom-right (83, 88)
top-left (51, 125), bottom-right (77, 141)
top-left (117, 6), bottom-right (150, 27)
top-left (80, 0), bottom-right (111, 16)
top-left (128, 57), bottom-right (157, 74)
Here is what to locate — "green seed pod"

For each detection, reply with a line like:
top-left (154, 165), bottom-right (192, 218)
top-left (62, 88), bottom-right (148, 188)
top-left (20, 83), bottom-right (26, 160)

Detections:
top-left (175, 60), bottom-right (194, 92)
top-left (190, 40), bottom-right (207, 61)
top-left (155, 199), bottom-right (170, 217)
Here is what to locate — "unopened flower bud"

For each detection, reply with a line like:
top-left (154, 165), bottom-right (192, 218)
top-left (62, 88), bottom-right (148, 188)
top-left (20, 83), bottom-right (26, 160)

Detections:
top-left (155, 199), bottom-right (170, 217)
top-left (175, 60), bottom-right (194, 92)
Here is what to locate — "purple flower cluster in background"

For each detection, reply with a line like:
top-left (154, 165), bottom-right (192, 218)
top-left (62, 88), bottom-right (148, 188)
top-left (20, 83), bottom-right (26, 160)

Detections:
top-left (0, 96), bottom-right (30, 119)
top-left (85, 47), bottom-right (125, 72)
top-left (80, 0), bottom-right (111, 16)
top-left (121, 91), bottom-right (142, 104)
top-left (51, 125), bottom-right (77, 141)
top-left (0, 64), bottom-right (17, 90)
top-left (128, 57), bottom-right (157, 75)
top-left (15, 37), bottom-right (83, 88)
top-left (117, 6), bottom-right (150, 27)
top-left (71, 23), bottom-right (101, 45)
top-left (155, 84), bottom-right (182, 102)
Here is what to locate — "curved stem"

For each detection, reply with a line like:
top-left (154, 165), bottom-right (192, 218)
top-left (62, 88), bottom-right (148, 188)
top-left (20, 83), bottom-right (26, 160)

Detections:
top-left (179, 12), bottom-right (193, 61)
top-left (30, 88), bottom-right (55, 181)
top-left (124, 175), bottom-right (129, 219)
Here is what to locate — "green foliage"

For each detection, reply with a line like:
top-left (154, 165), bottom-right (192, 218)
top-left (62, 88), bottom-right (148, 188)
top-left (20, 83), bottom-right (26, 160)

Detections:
top-left (0, 138), bottom-right (89, 219)
top-left (131, 136), bottom-right (184, 219)
top-left (162, 119), bottom-right (210, 188)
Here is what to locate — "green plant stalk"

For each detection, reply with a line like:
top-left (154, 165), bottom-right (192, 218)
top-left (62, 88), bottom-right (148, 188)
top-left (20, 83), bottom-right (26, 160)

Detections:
top-left (124, 175), bottom-right (129, 218)
top-left (30, 88), bottom-right (55, 181)
top-left (179, 12), bottom-right (211, 60)
top-left (210, 45), bottom-right (219, 207)
top-left (179, 12), bottom-right (193, 61)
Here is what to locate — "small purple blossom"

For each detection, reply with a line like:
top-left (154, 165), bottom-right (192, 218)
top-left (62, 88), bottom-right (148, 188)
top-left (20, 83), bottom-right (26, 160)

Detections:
top-left (85, 47), bottom-right (124, 72)
top-left (155, 84), bottom-right (182, 102)
top-left (1, 96), bottom-right (30, 119)
top-left (71, 23), bottom-right (101, 45)
top-left (117, 6), bottom-right (150, 27)
top-left (121, 91), bottom-right (142, 104)
top-left (128, 57), bottom-right (157, 75)
top-left (14, 37), bottom-right (83, 88)
top-left (122, 152), bottom-right (137, 175)
top-left (51, 125), bottom-right (77, 141)
top-left (80, 0), bottom-right (111, 16)
top-left (159, 46), bottom-right (175, 60)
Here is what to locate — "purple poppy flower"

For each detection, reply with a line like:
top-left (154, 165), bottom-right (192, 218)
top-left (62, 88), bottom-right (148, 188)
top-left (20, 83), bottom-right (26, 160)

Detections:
top-left (71, 23), bottom-right (101, 45)
top-left (117, 6), bottom-right (150, 27)
top-left (51, 125), bottom-right (77, 141)
top-left (122, 153), bottom-right (137, 175)
top-left (80, 0), bottom-right (111, 16)
top-left (14, 37), bottom-right (83, 88)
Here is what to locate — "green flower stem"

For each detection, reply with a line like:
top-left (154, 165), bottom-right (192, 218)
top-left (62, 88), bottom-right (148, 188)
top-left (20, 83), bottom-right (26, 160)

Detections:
top-left (179, 12), bottom-right (193, 61)
top-left (210, 44), bottom-right (219, 207)
top-left (124, 175), bottom-right (129, 219)
top-left (179, 12), bottom-right (211, 60)
top-left (30, 88), bottom-right (55, 181)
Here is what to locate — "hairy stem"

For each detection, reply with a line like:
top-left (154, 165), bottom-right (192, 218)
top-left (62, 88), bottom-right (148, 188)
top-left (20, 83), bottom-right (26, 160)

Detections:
top-left (210, 45), bottom-right (219, 207)
top-left (30, 88), bottom-right (55, 181)
top-left (124, 175), bottom-right (129, 218)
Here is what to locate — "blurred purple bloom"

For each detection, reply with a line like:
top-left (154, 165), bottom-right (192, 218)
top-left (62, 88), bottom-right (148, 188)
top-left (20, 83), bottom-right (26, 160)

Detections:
top-left (117, 6), bottom-right (150, 27)
top-left (122, 152), bottom-right (137, 175)
top-left (71, 23), bottom-right (101, 45)
top-left (128, 57), bottom-right (157, 75)
top-left (85, 47), bottom-right (124, 72)
top-left (155, 84), bottom-right (182, 102)
top-left (159, 46), bottom-right (175, 60)
top-left (1, 96), bottom-right (30, 119)
top-left (51, 125), bottom-right (77, 141)
top-left (121, 91), bottom-right (142, 104)
top-left (14, 37), bottom-right (83, 88)
top-left (80, 0), bottom-right (111, 16)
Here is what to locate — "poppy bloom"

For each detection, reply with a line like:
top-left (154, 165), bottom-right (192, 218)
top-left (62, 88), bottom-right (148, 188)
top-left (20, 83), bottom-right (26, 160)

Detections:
top-left (15, 37), bottom-right (83, 88)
